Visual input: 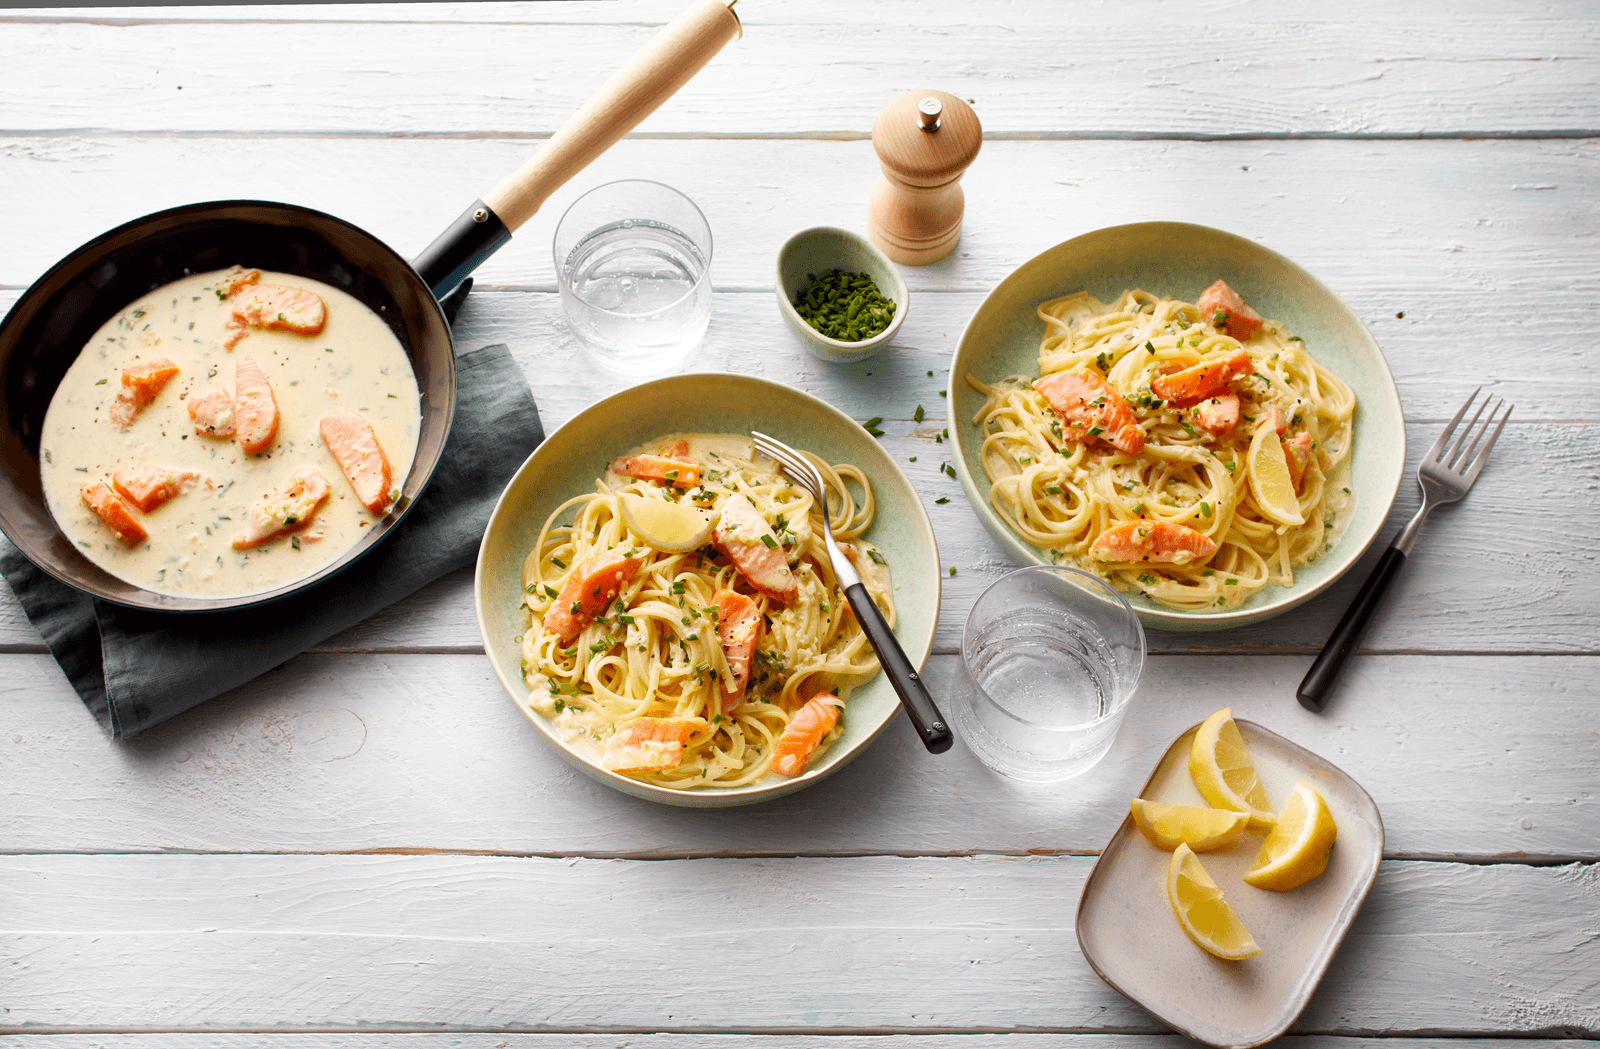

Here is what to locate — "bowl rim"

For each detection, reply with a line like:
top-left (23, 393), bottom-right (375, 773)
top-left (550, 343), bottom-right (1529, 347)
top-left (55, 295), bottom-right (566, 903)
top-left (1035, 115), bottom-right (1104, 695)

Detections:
top-left (473, 370), bottom-right (941, 807)
top-left (946, 220), bottom-right (1407, 632)
top-left (774, 225), bottom-right (908, 353)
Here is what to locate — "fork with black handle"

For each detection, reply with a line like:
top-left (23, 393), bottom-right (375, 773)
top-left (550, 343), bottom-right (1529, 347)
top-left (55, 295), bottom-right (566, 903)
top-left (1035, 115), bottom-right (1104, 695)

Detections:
top-left (751, 431), bottom-right (954, 753)
top-left (1297, 388), bottom-right (1512, 712)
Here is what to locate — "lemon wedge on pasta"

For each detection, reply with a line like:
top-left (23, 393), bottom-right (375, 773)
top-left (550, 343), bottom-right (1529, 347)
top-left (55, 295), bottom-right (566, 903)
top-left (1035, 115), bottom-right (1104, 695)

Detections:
top-left (1246, 422), bottom-right (1305, 527)
top-left (619, 494), bottom-right (716, 553)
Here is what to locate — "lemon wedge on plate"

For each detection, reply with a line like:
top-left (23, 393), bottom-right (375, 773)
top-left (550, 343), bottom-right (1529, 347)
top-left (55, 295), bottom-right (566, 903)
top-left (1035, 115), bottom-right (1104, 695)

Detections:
top-left (1244, 780), bottom-right (1338, 891)
top-left (619, 494), bottom-right (716, 553)
top-left (1166, 843), bottom-right (1262, 960)
top-left (1246, 421), bottom-right (1306, 526)
top-left (1189, 707), bottom-right (1276, 830)
top-left (1130, 798), bottom-right (1251, 852)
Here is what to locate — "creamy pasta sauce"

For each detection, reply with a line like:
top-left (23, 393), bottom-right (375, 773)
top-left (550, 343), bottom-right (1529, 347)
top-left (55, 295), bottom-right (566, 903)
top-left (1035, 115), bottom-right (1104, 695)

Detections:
top-left (40, 268), bottom-right (420, 598)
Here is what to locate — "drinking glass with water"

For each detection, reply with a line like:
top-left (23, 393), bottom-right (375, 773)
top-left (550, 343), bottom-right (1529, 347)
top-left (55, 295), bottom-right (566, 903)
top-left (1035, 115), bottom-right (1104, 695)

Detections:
top-left (553, 180), bottom-right (713, 377)
top-left (952, 566), bottom-right (1146, 781)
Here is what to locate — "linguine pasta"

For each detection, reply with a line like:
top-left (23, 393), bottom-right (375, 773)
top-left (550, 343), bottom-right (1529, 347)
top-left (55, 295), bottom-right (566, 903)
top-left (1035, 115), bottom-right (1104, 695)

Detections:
top-left (967, 288), bottom-right (1355, 612)
top-left (516, 434), bottom-right (891, 788)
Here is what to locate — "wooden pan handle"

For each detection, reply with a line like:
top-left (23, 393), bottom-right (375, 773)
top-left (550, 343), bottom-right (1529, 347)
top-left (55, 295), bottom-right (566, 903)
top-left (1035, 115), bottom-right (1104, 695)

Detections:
top-left (485, 0), bottom-right (741, 231)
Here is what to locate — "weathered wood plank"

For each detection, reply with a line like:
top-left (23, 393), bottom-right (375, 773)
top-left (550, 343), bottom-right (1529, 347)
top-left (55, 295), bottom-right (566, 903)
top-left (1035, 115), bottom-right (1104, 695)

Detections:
top-left (3, 138), bottom-right (1596, 302)
top-left (0, 1040), bottom-right (1586, 1049)
top-left (0, 853), bottom-right (1594, 1035)
top-left (2, 651), bottom-right (1595, 860)
top-left (1, 9), bottom-right (1596, 137)
top-left (8, 0), bottom-right (1599, 26)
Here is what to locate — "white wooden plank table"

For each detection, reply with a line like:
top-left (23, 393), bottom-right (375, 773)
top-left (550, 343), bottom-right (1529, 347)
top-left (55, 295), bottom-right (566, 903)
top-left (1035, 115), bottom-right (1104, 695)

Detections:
top-left (1, 1), bottom-right (1596, 1044)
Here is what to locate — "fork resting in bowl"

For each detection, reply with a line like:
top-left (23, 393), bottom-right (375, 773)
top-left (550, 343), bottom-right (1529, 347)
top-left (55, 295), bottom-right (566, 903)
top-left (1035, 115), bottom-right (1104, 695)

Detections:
top-left (752, 431), bottom-right (953, 754)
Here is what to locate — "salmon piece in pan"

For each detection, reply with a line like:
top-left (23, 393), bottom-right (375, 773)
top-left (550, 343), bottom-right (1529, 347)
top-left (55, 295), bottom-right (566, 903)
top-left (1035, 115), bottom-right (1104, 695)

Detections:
top-left (231, 467), bottom-right (330, 549)
top-left (81, 482), bottom-right (147, 545)
top-left (111, 464), bottom-right (208, 514)
top-left (187, 388), bottom-right (237, 438)
top-left (221, 268), bottom-right (327, 348)
top-left (233, 356), bottom-right (279, 455)
top-left (108, 357), bottom-right (179, 427)
top-left (320, 410), bottom-right (393, 514)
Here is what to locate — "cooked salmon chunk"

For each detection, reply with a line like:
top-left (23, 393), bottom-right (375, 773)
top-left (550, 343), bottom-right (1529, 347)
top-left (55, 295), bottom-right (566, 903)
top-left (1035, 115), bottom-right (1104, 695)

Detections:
top-left (320, 410), bottom-right (393, 514)
top-left (1034, 368), bottom-right (1145, 454)
top-left (187, 388), bottom-right (236, 438)
top-left (601, 716), bottom-right (705, 773)
top-left (231, 466), bottom-right (331, 549)
top-left (713, 589), bottom-right (762, 712)
top-left (611, 452), bottom-right (701, 489)
top-left (772, 693), bottom-right (845, 777)
top-left (222, 270), bottom-right (327, 349)
top-left (542, 550), bottom-right (645, 643)
top-left (233, 356), bottom-right (279, 455)
top-left (81, 482), bottom-right (147, 545)
top-left (1283, 431), bottom-right (1315, 490)
top-left (1090, 519), bottom-right (1218, 565)
top-left (108, 357), bottom-right (179, 427)
top-left (111, 464), bottom-right (207, 513)
top-left (713, 493), bottom-right (799, 602)
top-left (1192, 392), bottom-right (1240, 437)
top-left (1196, 279), bottom-right (1264, 341)
top-left (1150, 348), bottom-right (1253, 408)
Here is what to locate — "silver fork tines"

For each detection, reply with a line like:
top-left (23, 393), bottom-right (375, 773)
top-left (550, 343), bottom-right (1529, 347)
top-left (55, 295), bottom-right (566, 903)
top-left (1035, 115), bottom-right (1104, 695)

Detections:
top-left (749, 431), bottom-right (854, 573)
top-left (1406, 387), bottom-right (1512, 553)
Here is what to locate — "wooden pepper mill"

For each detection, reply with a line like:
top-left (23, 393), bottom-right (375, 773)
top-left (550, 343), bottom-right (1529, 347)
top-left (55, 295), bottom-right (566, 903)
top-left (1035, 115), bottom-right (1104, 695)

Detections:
top-left (868, 89), bottom-right (982, 265)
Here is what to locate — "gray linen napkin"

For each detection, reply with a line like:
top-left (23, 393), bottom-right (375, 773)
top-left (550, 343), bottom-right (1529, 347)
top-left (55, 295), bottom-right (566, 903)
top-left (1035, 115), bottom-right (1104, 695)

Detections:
top-left (0, 341), bottom-right (543, 738)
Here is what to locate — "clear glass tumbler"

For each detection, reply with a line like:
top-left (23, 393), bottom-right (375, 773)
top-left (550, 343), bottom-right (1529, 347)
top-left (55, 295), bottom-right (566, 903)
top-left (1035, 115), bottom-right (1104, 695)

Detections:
top-left (952, 566), bottom-right (1146, 781)
top-left (553, 179), bottom-right (713, 378)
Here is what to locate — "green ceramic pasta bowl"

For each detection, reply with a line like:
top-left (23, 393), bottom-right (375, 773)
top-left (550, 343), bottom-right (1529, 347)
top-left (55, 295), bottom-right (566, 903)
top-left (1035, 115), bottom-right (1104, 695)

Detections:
top-left (475, 372), bottom-right (940, 807)
top-left (948, 222), bottom-right (1406, 632)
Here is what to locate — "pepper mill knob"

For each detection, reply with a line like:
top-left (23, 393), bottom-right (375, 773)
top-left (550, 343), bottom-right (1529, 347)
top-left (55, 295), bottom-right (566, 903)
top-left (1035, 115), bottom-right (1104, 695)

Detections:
top-left (869, 89), bottom-right (982, 265)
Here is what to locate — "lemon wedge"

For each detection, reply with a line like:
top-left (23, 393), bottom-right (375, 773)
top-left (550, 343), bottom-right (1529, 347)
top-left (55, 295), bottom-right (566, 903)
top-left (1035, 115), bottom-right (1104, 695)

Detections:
top-left (1246, 421), bottom-right (1305, 526)
top-left (619, 494), bottom-right (715, 553)
top-left (1189, 707), bottom-right (1276, 830)
top-left (1130, 798), bottom-right (1251, 852)
top-left (1166, 843), bottom-right (1261, 960)
top-left (1243, 780), bottom-right (1338, 891)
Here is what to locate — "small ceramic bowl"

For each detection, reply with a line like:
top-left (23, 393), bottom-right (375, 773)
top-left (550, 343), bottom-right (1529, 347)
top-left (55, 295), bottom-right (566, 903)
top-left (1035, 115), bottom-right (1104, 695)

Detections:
top-left (775, 226), bottom-right (908, 363)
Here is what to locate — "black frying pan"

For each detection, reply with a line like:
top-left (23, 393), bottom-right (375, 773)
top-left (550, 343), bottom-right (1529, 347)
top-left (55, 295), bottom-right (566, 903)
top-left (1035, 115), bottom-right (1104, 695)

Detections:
top-left (0, 0), bottom-right (740, 613)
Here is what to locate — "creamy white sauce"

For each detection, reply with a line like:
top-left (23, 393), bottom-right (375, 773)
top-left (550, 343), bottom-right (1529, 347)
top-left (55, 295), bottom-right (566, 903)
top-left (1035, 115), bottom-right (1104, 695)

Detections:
top-left (40, 268), bottom-right (421, 598)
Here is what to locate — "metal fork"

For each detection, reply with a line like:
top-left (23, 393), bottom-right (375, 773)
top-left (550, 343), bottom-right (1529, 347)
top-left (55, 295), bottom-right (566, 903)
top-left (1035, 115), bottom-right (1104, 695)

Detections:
top-left (751, 431), bottom-right (954, 754)
top-left (1297, 387), bottom-right (1512, 712)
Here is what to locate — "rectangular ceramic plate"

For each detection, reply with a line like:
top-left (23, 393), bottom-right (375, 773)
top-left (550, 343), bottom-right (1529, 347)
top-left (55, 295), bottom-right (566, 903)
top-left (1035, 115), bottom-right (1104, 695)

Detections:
top-left (1076, 719), bottom-right (1383, 1048)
